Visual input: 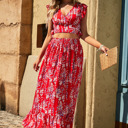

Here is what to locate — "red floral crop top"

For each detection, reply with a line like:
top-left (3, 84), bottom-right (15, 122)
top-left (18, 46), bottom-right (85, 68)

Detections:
top-left (46, 2), bottom-right (88, 38)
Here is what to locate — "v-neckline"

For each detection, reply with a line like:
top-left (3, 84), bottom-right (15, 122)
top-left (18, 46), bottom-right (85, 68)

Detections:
top-left (59, 2), bottom-right (77, 17)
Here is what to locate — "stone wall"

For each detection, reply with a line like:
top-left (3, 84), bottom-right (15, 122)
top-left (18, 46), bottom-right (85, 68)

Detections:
top-left (0, 0), bottom-right (33, 114)
top-left (0, 0), bottom-right (122, 128)
top-left (91, 0), bottom-right (122, 128)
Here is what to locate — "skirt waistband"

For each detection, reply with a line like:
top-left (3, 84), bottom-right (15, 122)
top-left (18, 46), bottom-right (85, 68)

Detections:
top-left (51, 36), bottom-right (80, 40)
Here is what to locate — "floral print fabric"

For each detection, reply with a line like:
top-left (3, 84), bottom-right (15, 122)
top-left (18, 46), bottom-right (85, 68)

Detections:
top-left (22, 38), bottom-right (83, 128)
top-left (51, 2), bottom-right (88, 38)
top-left (22, 2), bottom-right (87, 128)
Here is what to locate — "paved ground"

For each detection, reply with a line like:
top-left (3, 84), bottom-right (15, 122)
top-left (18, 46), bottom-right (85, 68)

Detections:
top-left (0, 110), bottom-right (24, 128)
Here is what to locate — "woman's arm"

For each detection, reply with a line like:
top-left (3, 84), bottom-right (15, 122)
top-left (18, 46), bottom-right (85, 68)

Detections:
top-left (33, 19), bottom-right (53, 72)
top-left (33, 6), bottom-right (53, 71)
top-left (80, 11), bottom-right (109, 54)
top-left (37, 18), bottom-right (53, 61)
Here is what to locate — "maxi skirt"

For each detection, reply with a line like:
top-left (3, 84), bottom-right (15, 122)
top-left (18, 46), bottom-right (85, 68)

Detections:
top-left (22, 37), bottom-right (83, 128)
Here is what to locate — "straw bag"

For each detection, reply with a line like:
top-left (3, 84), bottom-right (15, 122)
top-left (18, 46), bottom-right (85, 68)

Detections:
top-left (99, 46), bottom-right (118, 71)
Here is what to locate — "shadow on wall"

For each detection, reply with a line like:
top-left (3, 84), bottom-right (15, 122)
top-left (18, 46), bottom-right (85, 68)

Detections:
top-left (0, 80), bottom-right (6, 110)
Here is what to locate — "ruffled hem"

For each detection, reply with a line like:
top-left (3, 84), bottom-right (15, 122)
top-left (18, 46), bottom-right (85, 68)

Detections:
top-left (22, 110), bottom-right (73, 128)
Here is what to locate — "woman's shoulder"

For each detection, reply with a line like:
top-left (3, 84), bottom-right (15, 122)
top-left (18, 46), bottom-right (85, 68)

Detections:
top-left (76, 2), bottom-right (88, 19)
top-left (46, 4), bottom-right (50, 12)
top-left (46, 2), bottom-right (52, 10)
top-left (76, 2), bottom-right (88, 8)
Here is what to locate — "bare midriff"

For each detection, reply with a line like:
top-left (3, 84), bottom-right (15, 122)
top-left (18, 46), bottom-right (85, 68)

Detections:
top-left (52, 33), bottom-right (79, 39)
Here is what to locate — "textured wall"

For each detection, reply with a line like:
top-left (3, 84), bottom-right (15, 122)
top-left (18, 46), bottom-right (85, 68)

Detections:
top-left (0, 0), bottom-right (32, 114)
top-left (92, 0), bottom-right (122, 128)
top-left (0, 0), bottom-right (22, 114)
top-left (32, 0), bottom-right (51, 55)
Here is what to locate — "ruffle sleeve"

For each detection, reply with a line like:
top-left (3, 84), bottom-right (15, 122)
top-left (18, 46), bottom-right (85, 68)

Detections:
top-left (46, 4), bottom-right (50, 11)
top-left (81, 3), bottom-right (88, 19)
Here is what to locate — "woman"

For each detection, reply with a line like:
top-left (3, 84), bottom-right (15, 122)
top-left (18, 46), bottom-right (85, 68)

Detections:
top-left (22, 0), bottom-right (109, 127)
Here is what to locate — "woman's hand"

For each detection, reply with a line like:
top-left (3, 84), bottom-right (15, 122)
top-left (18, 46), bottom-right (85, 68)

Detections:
top-left (100, 46), bottom-right (110, 56)
top-left (33, 57), bottom-right (42, 72)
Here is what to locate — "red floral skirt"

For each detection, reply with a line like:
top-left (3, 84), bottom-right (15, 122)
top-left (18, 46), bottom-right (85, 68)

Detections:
top-left (22, 37), bottom-right (83, 128)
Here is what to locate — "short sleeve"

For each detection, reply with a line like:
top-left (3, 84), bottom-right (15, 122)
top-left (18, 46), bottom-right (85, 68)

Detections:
top-left (81, 3), bottom-right (88, 19)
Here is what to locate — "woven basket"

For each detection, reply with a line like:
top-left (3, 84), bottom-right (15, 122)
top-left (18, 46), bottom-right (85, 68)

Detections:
top-left (100, 46), bottom-right (118, 71)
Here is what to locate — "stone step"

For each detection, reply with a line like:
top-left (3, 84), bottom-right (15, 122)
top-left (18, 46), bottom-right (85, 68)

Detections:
top-left (0, 110), bottom-right (24, 128)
